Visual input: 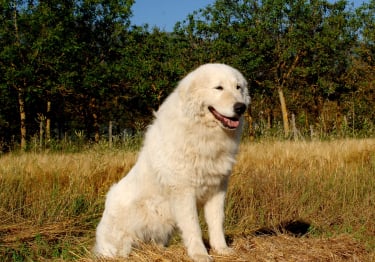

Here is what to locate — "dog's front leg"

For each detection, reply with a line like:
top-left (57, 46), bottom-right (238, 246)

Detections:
top-left (204, 189), bottom-right (233, 255)
top-left (172, 191), bottom-right (212, 262)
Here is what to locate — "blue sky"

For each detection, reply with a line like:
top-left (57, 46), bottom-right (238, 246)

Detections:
top-left (131, 0), bottom-right (367, 32)
top-left (131, 0), bottom-right (216, 31)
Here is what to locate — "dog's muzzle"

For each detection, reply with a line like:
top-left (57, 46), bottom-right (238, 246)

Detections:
top-left (208, 103), bottom-right (247, 130)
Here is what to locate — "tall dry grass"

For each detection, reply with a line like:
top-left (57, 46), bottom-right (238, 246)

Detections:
top-left (0, 139), bottom-right (374, 261)
top-left (0, 149), bottom-right (137, 260)
top-left (228, 140), bottom-right (375, 239)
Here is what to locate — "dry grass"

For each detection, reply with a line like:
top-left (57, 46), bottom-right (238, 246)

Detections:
top-left (0, 139), bottom-right (374, 261)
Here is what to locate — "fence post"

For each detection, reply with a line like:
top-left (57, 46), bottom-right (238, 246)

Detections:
top-left (109, 121), bottom-right (113, 148)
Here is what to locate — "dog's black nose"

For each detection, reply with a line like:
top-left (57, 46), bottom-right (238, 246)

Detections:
top-left (234, 102), bottom-right (246, 115)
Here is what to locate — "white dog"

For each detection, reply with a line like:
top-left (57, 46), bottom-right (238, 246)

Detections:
top-left (95, 63), bottom-right (250, 262)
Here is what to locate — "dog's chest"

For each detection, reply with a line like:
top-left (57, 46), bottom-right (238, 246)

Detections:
top-left (195, 184), bottom-right (221, 204)
top-left (187, 147), bottom-right (234, 187)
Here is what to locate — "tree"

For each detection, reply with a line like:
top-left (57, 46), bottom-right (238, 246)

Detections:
top-left (58, 0), bottom-right (135, 142)
top-left (344, 0), bottom-right (375, 133)
top-left (0, 0), bottom-right (135, 148)
top-left (175, 0), bottom-right (358, 137)
top-left (0, 0), bottom-right (81, 149)
top-left (1, 1), bottom-right (33, 150)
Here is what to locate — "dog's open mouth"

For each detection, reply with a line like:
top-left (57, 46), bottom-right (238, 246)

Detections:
top-left (208, 106), bottom-right (240, 129)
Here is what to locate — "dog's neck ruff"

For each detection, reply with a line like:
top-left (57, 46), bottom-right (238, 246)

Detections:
top-left (208, 106), bottom-right (240, 130)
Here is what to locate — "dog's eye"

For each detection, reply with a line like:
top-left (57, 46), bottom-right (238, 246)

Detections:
top-left (215, 86), bottom-right (223, 90)
top-left (236, 85), bottom-right (241, 90)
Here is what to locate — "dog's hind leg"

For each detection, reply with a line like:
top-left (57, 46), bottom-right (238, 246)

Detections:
top-left (117, 235), bottom-right (134, 257)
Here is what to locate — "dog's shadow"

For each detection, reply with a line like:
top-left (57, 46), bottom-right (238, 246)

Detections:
top-left (222, 219), bottom-right (311, 247)
top-left (253, 219), bottom-right (311, 237)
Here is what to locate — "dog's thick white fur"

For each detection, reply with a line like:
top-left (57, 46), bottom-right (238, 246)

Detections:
top-left (94, 63), bottom-right (250, 262)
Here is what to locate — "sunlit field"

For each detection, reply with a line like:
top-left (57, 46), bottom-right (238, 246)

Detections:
top-left (1, 139), bottom-right (374, 261)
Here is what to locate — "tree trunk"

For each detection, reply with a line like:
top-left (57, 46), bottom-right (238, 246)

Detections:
top-left (276, 52), bottom-right (303, 138)
top-left (39, 114), bottom-right (44, 148)
top-left (46, 101), bottom-right (51, 143)
top-left (278, 86), bottom-right (289, 137)
top-left (93, 113), bottom-right (100, 143)
top-left (13, 1), bottom-right (26, 150)
top-left (266, 108), bottom-right (271, 129)
top-left (18, 88), bottom-right (27, 151)
top-left (89, 98), bottom-right (100, 142)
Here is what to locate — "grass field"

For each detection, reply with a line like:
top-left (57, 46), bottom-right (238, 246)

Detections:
top-left (0, 139), bottom-right (374, 261)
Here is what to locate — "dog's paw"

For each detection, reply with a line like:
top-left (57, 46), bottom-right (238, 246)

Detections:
top-left (190, 253), bottom-right (213, 262)
top-left (214, 246), bottom-right (234, 256)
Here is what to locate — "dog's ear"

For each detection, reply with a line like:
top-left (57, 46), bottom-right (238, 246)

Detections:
top-left (177, 74), bottom-right (190, 101)
top-left (242, 85), bottom-right (251, 106)
top-left (177, 74), bottom-right (204, 119)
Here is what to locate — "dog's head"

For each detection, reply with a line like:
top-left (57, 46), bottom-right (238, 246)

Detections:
top-left (178, 63), bottom-right (250, 130)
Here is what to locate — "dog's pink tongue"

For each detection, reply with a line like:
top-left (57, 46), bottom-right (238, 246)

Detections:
top-left (224, 118), bottom-right (240, 128)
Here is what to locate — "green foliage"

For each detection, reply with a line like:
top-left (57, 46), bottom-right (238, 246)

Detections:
top-left (178, 0), bottom-right (362, 132)
top-left (0, 0), bottom-right (374, 149)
